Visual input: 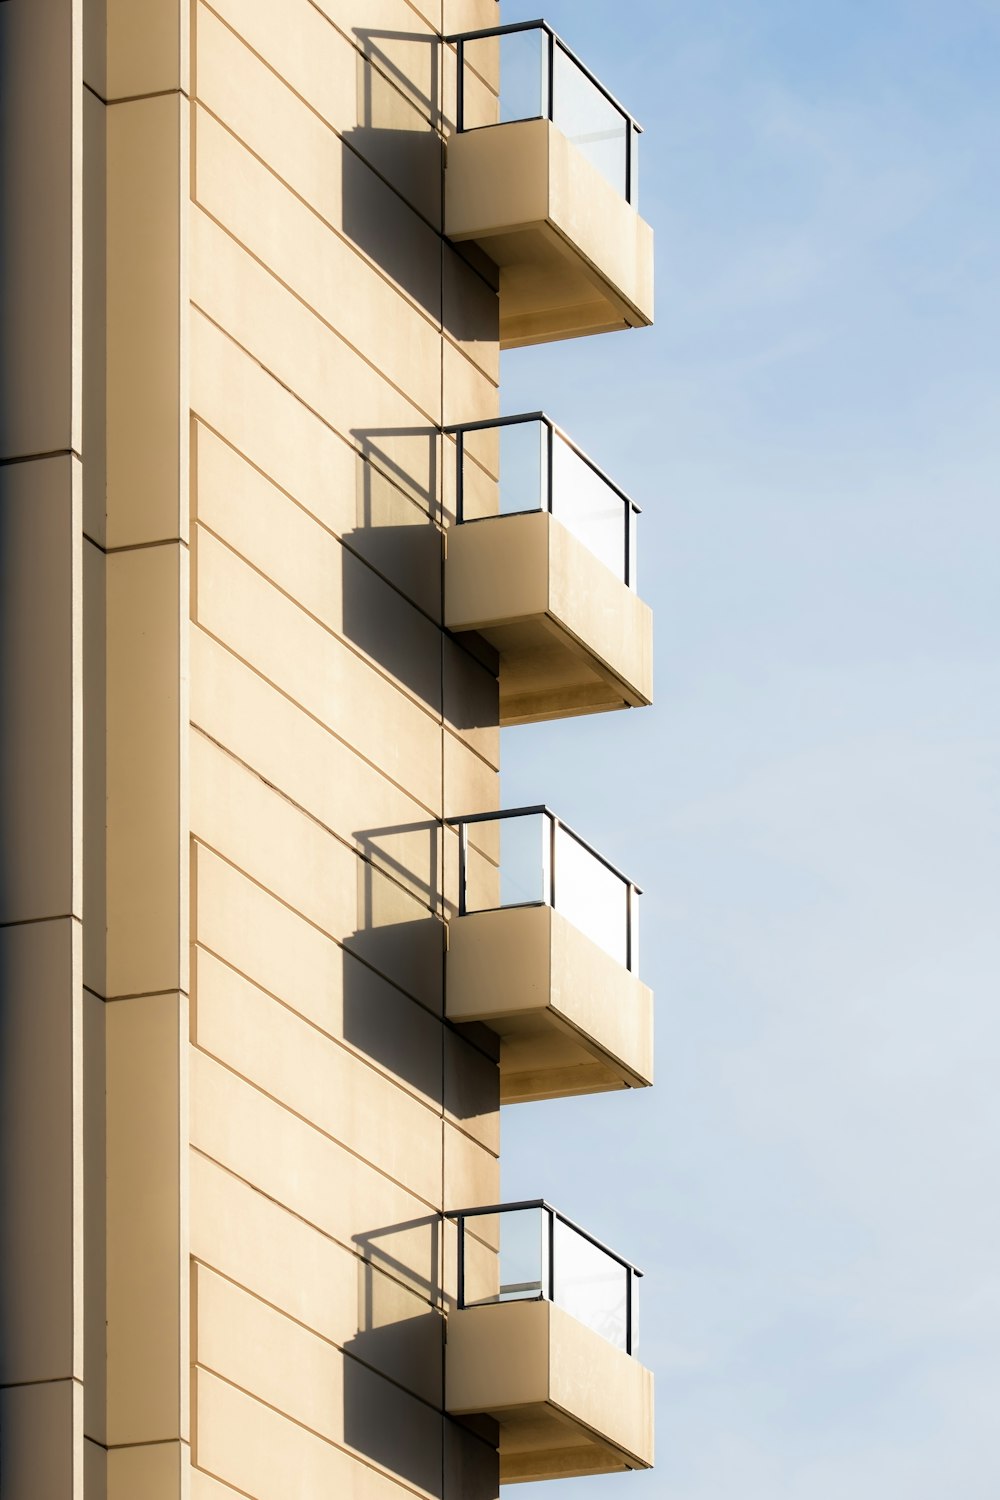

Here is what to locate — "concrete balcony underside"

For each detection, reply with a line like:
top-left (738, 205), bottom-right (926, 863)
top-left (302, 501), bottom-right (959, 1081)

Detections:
top-left (446, 1301), bottom-right (654, 1484)
top-left (445, 510), bottom-right (653, 726)
top-left (447, 905), bottom-right (653, 1104)
top-left (445, 118), bottom-right (654, 349)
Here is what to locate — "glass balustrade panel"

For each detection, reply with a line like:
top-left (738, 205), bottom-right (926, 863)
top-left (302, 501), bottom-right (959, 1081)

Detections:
top-left (466, 28), bottom-right (548, 126)
top-left (499, 1206), bottom-right (548, 1301)
top-left (552, 1216), bottom-right (630, 1352)
top-left (552, 42), bottom-right (629, 198)
top-left (550, 432), bottom-right (628, 582)
top-left (552, 823), bottom-right (630, 968)
top-left (462, 813), bottom-right (549, 912)
top-left (461, 1211), bottom-right (500, 1306)
top-left (499, 419), bottom-right (547, 515)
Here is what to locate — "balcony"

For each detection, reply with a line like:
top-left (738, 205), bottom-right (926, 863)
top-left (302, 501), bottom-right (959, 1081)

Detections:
top-left (446, 807), bottom-right (653, 1104)
top-left (446, 1201), bottom-right (654, 1482)
top-left (445, 414), bottom-right (653, 726)
top-left (444, 22), bottom-right (654, 347)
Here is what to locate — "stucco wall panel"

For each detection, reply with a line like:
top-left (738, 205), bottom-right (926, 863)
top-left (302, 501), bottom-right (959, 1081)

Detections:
top-left (106, 542), bottom-right (188, 998)
top-left (193, 948), bottom-right (442, 1205)
top-left (193, 530), bottom-right (443, 814)
top-left (0, 1380), bottom-right (82, 1500)
top-left (105, 992), bottom-right (188, 1446)
top-left (192, 210), bottom-right (440, 502)
top-left (191, 736), bottom-right (444, 1010)
top-left (190, 1048), bottom-right (443, 1298)
top-left (190, 1154), bottom-right (443, 1406)
top-left (195, 1264), bottom-right (444, 1499)
top-left (107, 1440), bottom-right (189, 1500)
top-left (195, 429), bottom-right (443, 716)
top-left (194, 1369), bottom-right (415, 1500)
top-left (194, 845), bottom-right (443, 1110)
top-left (190, 328), bottom-right (443, 618)
top-left (0, 919), bottom-right (81, 1387)
top-left (106, 92), bottom-right (188, 549)
top-left (198, 0), bottom-right (442, 226)
top-left (191, 631), bottom-right (440, 907)
top-left (0, 456), bottom-right (82, 926)
top-left (0, 0), bottom-right (80, 461)
top-left (106, 0), bottom-right (188, 100)
top-left (194, 106), bottom-right (442, 421)
top-left (194, 7), bottom-right (443, 328)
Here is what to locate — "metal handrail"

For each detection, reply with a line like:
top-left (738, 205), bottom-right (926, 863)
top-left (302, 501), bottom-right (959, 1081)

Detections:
top-left (448, 1198), bottom-right (643, 1355)
top-left (447, 806), bottom-right (641, 971)
top-left (446, 413), bottom-right (641, 516)
top-left (447, 805), bottom-right (643, 895)
top-left (445, 413), bottom-right (640, 587)
top-left (444, 20), bottom-right (642, 204)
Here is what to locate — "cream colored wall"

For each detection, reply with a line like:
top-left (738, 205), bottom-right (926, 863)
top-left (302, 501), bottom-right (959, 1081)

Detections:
top-left (1, 1), bottom-right (86, 1493)
top-left (186, 3), bottom-right (502, 1499)
top-left (2, 1), bottom-right (504, 1497)
top-left (3, 3), bottom-right (658, 1493)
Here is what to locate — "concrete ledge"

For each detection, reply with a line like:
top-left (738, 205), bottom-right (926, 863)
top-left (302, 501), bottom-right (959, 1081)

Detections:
top-left (445, 509), bottom-right (653, 725)
top-left (445, 117), bottom-right (654, 349)
top-left (447, 904), bottom-right (653, 1103)
top-left (446, 1300), bottom-right (654, 1481)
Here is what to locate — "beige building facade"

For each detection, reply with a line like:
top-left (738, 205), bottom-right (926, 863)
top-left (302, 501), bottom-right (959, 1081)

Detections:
top-left (0, 2), bottom-right (654, 1496)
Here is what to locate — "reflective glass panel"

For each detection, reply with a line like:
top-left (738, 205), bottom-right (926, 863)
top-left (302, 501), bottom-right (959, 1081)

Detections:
top-left (499, 419), bottom-right (547, 515)
top-left (551, 432), bottom-right (628, 582)
top-left (553, 823), bottom-right (630, 968)
top-left (499, 1206), bottom-right (548, 1301)
top-left (552, 1216), bottom-right (629, 1351)
top-left (552, 43), bottom-right (628, 197)
top-left (462, 813), bottom-right (549, 912)
top-left (498, 27), bottom-right (547, 123)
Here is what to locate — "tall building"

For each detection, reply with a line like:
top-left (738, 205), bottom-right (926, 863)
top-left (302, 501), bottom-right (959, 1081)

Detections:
top-left (0, 3), bottom-right (655, 1497)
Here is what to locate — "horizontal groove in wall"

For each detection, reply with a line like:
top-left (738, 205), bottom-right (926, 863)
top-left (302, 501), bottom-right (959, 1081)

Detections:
top-left (190, 829), bottom-right (444, 1020)
top-left (198, 1), bottom-right (442, 239)
top-left (193, 1258), bottom-right (445, 1417)
top-left (191, 95), bottom-right (498, 384)
top-left (191, 206), bottom-right (441, 430)
top-left (192, 950), bottom-right (498, 1157)
top-left (0, 448), bottom-right (81, 467)
top-left (195, 1366), bottom-right (432, 1500)
top-left (195, 944), bottom-right (499, 1133)
top-left (190, 1042), bottom-right (454, 1213)
top-left (192, 520), bottom-right (496, 773)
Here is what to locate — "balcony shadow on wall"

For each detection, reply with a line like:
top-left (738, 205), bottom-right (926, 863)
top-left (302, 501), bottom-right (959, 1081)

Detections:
top-left (340, 828), bottom-right (444, 1098)
top-left (339, 29), bottom-right (442, 320)
top-left (339, 428), bottom-right (443, 706)
top-left (340, 29), bottom-right (500, 338)
top-left (342, 430), bottom-right (500, 733)
top-left (343, 823), bottom-right (500, 1121)
top-left (341, 1215), bottom-right (446, 1492)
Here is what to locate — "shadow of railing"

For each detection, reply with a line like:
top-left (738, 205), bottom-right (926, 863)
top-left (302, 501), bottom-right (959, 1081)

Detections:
top-left (339, 29), bottom-right (443, 317)
top-left (353, 424), bottom-right (440, 520)
top-left (342, 821), bottom-right (444, 1092)
top-left (338, 429), bottom-right (443, 626)
top-left (340, 1213), bottom-right (446, 1490)
top-left (339, 27), bottom-right (500, 340)
top-left (340, 428), bottom-right (444, 704)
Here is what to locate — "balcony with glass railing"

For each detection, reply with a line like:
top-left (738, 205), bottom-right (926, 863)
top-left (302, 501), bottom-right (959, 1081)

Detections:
top-left (445, 414), bottom-right (653, 725)
top-left (445, 807), bottom-right (653, 1103)
top-left (445, 1201), bottom-right (654, 1482)
top-left (444, 22), bottom-right (654, 347)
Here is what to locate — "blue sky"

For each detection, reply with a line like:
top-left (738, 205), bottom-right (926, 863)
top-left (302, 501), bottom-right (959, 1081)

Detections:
top-left (493, 2), bottom-right (1000, 1494)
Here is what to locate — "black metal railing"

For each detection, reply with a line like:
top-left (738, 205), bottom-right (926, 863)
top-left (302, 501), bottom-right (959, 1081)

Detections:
top-left (446, 412), bottom-right (640, 589)
top-left (445, 20), bottom-right (642, 205)
top-left (448, 806), bottom-right (641, 972)
top-left (450, 1199), bottom-right (642, 1355)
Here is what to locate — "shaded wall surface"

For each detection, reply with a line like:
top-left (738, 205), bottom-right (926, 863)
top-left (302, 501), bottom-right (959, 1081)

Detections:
top-left (1, 1), bottom-right (505, 1495)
